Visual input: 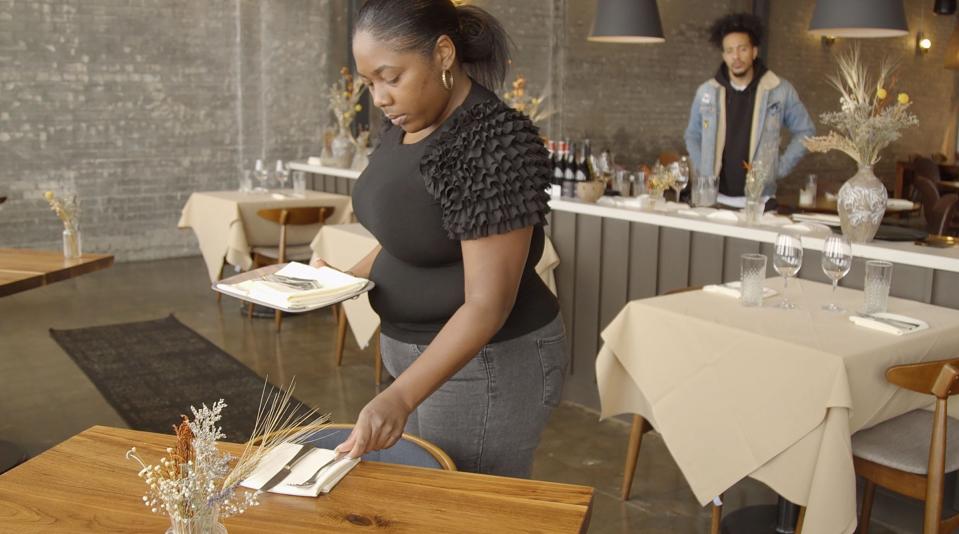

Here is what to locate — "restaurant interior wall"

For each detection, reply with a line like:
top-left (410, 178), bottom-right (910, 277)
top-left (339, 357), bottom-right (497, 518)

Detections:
top-left (0, 1), bottom-right (346, 261)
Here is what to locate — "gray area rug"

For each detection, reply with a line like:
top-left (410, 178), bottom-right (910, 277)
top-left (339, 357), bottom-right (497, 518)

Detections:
top-left (50, 315), bottom-right (309, 443)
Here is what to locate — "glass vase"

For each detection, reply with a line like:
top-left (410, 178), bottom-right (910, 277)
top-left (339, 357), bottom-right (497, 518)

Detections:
top-left (837, 164), bottom-right (887, 243)
top-left (165, 510), bottom-right (227, 534)
top-left (62, 226), bottom-right (81, 259)
top-left (743, 198), bottom-right (764, 225)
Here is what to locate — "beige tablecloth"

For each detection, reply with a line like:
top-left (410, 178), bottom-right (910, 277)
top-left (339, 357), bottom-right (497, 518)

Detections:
top-left (178, 190), bottom-right (352, 281)
top-left (596, 279), bottom-right (959, 534)
top-left (310, 222), bottom-right (560, 350)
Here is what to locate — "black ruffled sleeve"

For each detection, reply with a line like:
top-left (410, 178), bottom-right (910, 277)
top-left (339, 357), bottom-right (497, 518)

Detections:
top-left (420, 99), bottom-right (552, 241)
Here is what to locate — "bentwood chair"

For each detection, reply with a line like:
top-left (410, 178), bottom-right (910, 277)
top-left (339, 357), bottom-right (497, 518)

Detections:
top-left (248, 206), bottom-right (335, 331)
top-left (621, 286), bottom-right (737, 534)
top-left (256, 423), bottom-right (456, 471)
top-left (915, 176), bottom-right (959, 236)
top-left (852, 358), bottom-right (959, 534)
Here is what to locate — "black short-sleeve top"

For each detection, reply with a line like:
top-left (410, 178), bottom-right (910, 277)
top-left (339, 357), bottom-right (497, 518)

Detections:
top-left (352, 81), bottom-right (558, 345)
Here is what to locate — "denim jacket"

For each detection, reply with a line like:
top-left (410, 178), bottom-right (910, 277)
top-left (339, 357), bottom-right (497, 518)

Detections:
top-left (683, 70), bottom-right (815, 197)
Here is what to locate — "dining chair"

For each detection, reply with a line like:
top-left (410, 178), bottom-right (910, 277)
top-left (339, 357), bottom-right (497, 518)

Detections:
top-left (247, 206), bottom-right (335, 331)
top-left (915, 176), bottom-right (959, 236)
top-left (620, 286), bottom-right (728, 533)
top-left (255, 423), bottom-right (456, 471)
top-left (852, 357), bottom-right (959, 534)
top-left (334, 309), bottom-right (384, 385)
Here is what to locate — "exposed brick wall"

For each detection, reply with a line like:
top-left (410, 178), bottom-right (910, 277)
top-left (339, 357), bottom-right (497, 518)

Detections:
top-left (3, 0), bottom-right (956, 261)
top-left (0, 0), bottom-right (341, 260)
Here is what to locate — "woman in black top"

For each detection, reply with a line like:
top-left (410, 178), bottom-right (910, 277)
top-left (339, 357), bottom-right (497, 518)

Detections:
top-left (318, 0), bottom-right (567, 477)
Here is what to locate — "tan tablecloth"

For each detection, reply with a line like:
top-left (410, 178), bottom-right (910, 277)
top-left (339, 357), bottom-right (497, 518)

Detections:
top-left (177, 190), bottom-right (352, 281)
top-left (596, 279), bottom-right (959, 534)
top-left (310, 222), bottom-right (560, 350)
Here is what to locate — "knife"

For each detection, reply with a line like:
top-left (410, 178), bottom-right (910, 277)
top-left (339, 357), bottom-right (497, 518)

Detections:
top-left (260, 444), bottom-right (316, 492)
top-left (856, 313), bottom-right (921, 330)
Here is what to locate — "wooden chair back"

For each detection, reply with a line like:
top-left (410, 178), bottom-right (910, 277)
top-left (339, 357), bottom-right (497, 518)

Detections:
top-left (914, 156), bottom-right (943, 183)
top-left (255, 206), bottom-right (334, 264)
top-left (915, 176), bottom-right (959, 236)
top-left (885, 358), bottom-right (959, 534)
top-left (253, 423), bottom-right (456, 471)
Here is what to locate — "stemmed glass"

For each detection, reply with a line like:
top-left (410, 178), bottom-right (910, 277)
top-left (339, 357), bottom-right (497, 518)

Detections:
top-left (274, 160), bottom-right (289, 190)
top-left (253, 159), bottom-right (269, 192)
top-left (821, 235), bottom-right (853, 312)
top-left (773, 233), bottom-right (803, 309)
top-left (669, 159), bottom-right (690, 203)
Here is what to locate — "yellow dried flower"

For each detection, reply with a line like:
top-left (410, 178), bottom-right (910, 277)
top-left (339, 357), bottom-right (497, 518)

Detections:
top-left (43, 191), bottom-right (54, 201)
top-left (354, 104), bottom-right (362, 112)
top-left (876, 87), bottom-right (887, 100)
top-left (897, 92), bottom-right (909, 104)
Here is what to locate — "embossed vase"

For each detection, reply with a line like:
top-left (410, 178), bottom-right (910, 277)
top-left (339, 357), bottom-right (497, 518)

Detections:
top-left (837, 165), bottom-right (887, 243)
top-left (166, 510), bottom-right (227, 534)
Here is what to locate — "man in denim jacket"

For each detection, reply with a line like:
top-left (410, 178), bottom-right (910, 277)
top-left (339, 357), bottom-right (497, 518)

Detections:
top-left (684, 13), bottom-right (814, 204)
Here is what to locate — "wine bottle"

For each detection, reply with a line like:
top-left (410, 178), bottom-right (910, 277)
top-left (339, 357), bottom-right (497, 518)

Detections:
top-left (562, 142), bottom-right (577, 199)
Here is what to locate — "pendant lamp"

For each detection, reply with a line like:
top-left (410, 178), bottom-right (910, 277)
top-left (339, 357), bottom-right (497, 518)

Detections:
top-left (588, 0), bottom-right (665, 44)
top-left (809, 0), bottom-right (909, 38)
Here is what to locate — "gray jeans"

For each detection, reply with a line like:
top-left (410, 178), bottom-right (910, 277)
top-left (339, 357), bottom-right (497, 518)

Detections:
top-left (380, 313), bottom-right (568, 478)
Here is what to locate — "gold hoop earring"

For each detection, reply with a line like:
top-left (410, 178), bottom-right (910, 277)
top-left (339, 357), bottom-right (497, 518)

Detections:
top-left (441, 69), bottom-right (454, 91)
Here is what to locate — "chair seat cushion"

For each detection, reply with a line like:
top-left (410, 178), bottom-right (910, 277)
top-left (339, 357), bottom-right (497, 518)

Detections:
top-left (251, 244), bottom-right (314, 261)
top-left (852, 409), bottom-right (959, 475)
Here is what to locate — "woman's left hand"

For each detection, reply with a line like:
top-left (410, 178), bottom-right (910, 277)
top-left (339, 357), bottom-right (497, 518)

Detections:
top-left (336, 388), bottom-right (411, 458)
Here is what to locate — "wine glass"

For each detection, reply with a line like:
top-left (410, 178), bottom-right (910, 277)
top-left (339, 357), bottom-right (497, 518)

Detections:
top-left (669, 159), bottom-right (690, 203)
top-left (274, 160), bottom-right (289, 190)
top-left (821, 235), bottom-right (852, 312)
top-left (773, 233), bottom-right (803, 309)
top-left (253, 159), bottom-right (269, 192)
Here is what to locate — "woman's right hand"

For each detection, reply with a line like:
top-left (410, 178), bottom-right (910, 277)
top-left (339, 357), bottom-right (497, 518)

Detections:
top-left (310, 257), bottom-right (329, 268)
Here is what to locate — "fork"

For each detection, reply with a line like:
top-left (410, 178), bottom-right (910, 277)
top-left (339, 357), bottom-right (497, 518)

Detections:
top-left (289, 453), bottom-right (347, 488)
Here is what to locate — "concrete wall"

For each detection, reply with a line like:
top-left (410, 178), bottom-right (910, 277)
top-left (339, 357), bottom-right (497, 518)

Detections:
top-left (2, 0), bottom-right (956, 261)
top-left (0, 0), bottom-right (344, 260)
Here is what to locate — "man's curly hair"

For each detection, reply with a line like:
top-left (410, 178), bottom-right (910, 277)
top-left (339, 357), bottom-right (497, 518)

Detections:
top-left (708, 13), bottom-right (763, 49)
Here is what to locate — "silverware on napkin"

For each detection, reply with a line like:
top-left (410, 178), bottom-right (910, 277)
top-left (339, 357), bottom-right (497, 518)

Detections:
top-left (260, 444), bottom-right (317, 491)
top-left (289, 451), bottom-right (349, 488)
top-left (854, 313), bottom-right (921, 330)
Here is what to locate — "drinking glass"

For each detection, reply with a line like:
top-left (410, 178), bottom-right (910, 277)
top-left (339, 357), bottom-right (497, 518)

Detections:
top-left (238, 170), bottom-right (253, 193)
top-left (864, 260), bottom-right (893, 314)
top-left (274, 160), bottom-right (289, 190)
top-left (740, 253), bottom-right (767, 307)
top-left (821, 235), bottom-right (852, 312)
top-left (773, 233), bottom-right (803, 309)
top-left (691, 175), bottom-right (718, 207)
top-left (253, 159), bottom-right (269, 192)
top-left (292, 171), bottom-right (307, 196)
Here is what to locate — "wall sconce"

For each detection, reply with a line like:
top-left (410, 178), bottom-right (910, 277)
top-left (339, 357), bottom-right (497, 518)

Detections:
top-left (917, 32), bottom-right (932, 54)
top-left (821, 35), bottom-right (837, 47)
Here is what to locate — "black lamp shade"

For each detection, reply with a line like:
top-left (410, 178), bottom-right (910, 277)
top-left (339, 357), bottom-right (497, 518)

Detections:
top-left (808, 0), bottom-right (909, 38)
top-left (588, 0), bottom-right (665, 44)
top-left (935, 0), bottom-right (958, 16)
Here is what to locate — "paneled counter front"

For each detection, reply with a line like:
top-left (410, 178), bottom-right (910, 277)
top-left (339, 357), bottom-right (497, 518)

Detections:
top-left (295, 162), bottom-right (959, 409)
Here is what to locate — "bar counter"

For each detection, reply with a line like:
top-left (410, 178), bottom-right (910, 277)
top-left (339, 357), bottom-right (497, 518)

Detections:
top-left (295, 162), bottom-right (959, 409)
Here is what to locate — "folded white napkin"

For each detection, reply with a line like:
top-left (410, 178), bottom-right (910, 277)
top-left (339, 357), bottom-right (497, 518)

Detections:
top-left (761, 213), bottom-right (791, 226)
top-left (702, 281), bottom-right (778, 299)
top-left (677, 209), bottom-right (701, 217)
top-left (307, 156), bottom-right (323, 166)
top-left (706, 210), bottom-right (740, 222)
top-left (849, 313), bottom-right (930, 336)
top-left (782, 222), bottom-right (833, 236)
top-left (886, 198), bottom-right (914, 210)
top-left (241, 442), bottom-right (360, 497)
top-left (217, 263), bottom-right (369, 310)
top-left (792, 213), bottom-right (842, 226)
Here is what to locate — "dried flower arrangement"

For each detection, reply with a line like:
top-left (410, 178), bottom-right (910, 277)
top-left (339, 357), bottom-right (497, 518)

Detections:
top-left (328, 67), bottom-right (367, 135)
top-left (645, 165), bottom-right (676, 198)
top-left (502, 74), bottom-right (554, 124)
top-left (43, 190), bottom-right (79, 232)
top-left (743, 161), bottom-right (767, 201)
top-left (802, 47), bottom-right (918, 167)
top-left (126, 382), bottom-right (329, 532)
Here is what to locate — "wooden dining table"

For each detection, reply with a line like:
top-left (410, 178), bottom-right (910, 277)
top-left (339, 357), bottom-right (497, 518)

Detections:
top-left (0, 248), bottom-right (114, 298)
top-left (0, 426), bottom-right (594, 533)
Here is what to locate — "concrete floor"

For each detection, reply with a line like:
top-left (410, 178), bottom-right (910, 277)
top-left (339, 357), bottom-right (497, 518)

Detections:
top-left (0, 256), bottom-right (911, 533)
